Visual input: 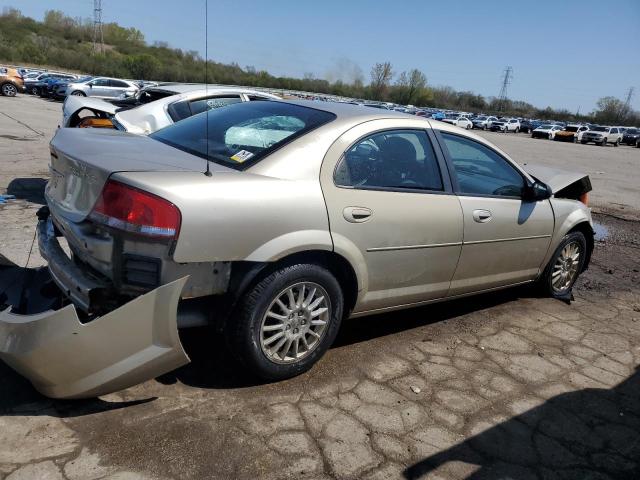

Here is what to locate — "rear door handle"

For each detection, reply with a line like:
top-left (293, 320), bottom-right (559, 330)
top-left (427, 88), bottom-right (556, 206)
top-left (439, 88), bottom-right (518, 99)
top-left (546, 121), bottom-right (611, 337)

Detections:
top-left (343, 206), bottom-right (373, 223)
top-left (472, 209), bottom-right (492, 223)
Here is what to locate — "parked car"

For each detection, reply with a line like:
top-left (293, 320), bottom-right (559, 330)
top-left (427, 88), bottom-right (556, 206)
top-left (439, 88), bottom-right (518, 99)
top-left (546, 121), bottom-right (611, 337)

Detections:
top-left (554, 125), bottom-right (590, 143)
top-left (0, 66), bottom-right (25, 97)
top-left (532, 124), bottom-right (563, 139)
top-left (622, 127), bottom-right (640, 146)
top-left (0, 101), bottom-right (594, 399)
top-left (442, 115), bottom-right (472, 129)
top-left (581, 126), bottom-right (623, 146)
top-left (25, 72), bottom-right (77, 95)
top-left (65, 77), bottom-right (139, 99)
top-left (489, 118), bottom-right (520, 132)
top-left (62, 84), bottom-right (280, 133)
top-left (519, 119), bottom-right (534, 133)
top-left (472, 115), bottom-right (498, 130)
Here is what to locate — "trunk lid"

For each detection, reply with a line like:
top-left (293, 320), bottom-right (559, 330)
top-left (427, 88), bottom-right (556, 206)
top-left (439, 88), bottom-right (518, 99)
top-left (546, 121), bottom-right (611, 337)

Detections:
top-left (48, 128), bottom-right (233, 223)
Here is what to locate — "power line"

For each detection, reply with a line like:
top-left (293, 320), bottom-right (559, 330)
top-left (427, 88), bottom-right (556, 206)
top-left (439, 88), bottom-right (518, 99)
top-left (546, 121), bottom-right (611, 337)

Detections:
top-left (92, 0), bottom-right (104, 54)
top-left (497, 66), bottom-right (512, 112)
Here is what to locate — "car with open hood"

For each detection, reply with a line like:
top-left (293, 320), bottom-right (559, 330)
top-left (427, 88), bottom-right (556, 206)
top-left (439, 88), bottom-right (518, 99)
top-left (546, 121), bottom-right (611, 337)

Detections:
top-left (62, 84), bottom-right (280, 133)
top-left (0, 101), bottom-right (594, 399)
top-left (531, 124), bottom-right (563, 139)
top-left (554, 125), bottom-right (590, 143)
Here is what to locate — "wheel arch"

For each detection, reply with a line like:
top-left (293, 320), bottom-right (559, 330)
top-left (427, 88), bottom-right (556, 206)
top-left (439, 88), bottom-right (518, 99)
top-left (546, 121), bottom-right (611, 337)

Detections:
top-left (215, 250), bottom-right (360, 332)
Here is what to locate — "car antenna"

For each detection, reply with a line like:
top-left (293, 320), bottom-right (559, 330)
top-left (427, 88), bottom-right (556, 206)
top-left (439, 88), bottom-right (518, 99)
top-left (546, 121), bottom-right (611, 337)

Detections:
top-left (203, 0), bottom-right (212, 177)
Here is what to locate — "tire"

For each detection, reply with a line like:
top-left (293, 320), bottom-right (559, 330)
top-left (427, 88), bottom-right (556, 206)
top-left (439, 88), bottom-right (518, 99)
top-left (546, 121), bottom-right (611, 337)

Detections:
top-left (600, 138), bottom-right (607, 146)
top-left (515, 127), bottom-right (520, 133)
top-left (548, 133), bottom-right (553, 140)
top-left (466, 123), bottom-right (471, 130)
top-left (1, 83), bottom-right (17, 97)
top-left (227, 263), bottom-right (344, 381)
top-left (614, 139), bottom-right (620, 147)
top-left (483, 125), bottom-right (487, 131)
top-left (539, 231), bottom-right (587, 298)
top-left (30, 86), bottom-right (39, 95)
top-left (71, 91), bottom-right (86, 96)
top-left (573, 136), bottom-right (577, 143)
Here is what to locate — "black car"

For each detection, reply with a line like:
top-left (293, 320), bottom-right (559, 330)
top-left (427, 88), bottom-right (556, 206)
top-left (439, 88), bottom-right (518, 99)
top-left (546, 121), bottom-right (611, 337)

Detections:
top-left (520, 119), bottom-right (534, 133)
top-left (622, 128), bottom-right (640, 146)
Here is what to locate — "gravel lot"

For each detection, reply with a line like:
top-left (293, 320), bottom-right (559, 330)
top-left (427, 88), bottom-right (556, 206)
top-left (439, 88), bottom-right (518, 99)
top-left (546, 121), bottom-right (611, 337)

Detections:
top-left (1, 95), bottom-right (639, 480)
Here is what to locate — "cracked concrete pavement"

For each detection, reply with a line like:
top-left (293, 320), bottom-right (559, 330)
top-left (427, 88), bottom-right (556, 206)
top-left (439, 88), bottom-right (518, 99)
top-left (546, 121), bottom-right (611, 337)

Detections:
top-left (1, 95), bottom-right (639, 479)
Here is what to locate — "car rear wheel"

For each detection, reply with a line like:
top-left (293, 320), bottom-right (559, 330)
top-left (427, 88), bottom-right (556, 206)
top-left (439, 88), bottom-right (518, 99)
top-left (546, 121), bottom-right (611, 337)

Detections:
top-left (71, 91), bottom-right (86, 96)
top-left (514, 127), bottom-right (520, 133)
top-left (614, 139), bottom-right (620, 147)
top-left (30, 86), bottom-right (39, 95)
top-left (227, 263), bottom-right (344, 380)
top-left (1, 83), bottom-right (17, 97)
top-left (539, 231), bottom-right (587, 298)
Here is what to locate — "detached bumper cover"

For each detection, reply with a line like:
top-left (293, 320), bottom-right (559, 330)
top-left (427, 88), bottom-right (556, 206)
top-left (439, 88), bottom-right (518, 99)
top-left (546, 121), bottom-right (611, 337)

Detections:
top-left (0, 276), bottom-right (190, 399)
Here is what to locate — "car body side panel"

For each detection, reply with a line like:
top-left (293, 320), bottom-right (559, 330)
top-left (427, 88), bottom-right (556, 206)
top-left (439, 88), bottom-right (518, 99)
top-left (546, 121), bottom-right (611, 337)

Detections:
top-left (0, 277), bottom-right (190, 399)
top-left (114, 172), bottom-right (333, 264)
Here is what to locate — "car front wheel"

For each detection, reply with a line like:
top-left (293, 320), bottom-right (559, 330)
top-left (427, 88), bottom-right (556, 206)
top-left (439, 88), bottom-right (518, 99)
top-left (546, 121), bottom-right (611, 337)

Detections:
top-left (539, 231), bottom-right (587, 298)
top-left (227, 263), bottom-right (344, 380)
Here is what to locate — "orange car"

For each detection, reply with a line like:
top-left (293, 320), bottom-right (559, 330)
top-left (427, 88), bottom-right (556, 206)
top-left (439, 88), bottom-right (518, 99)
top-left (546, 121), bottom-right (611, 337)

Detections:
top-left (0, 67), bottom-right (25, 96)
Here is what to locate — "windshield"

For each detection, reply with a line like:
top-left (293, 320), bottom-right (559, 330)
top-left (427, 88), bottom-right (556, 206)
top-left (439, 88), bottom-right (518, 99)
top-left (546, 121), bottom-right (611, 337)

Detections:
top-left (591, 126), bottom-right (607, 132)
top-left (538, 124), bottom-right (552, 129)
top-left (566, 126), bottom-right (579, 132)
top-left (476, 116), bottom-right (487, 121)
top-left (150, 101), bottom-right (336, 170)
top-left (625, 128), bottom-right (638, 134)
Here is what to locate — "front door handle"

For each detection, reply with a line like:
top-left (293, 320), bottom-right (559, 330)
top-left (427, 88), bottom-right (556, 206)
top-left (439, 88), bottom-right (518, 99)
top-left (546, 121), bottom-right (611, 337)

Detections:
top-left (472, 209), bottom-right (492, 223)
top-left (343, 206), bottom-right (373, 223)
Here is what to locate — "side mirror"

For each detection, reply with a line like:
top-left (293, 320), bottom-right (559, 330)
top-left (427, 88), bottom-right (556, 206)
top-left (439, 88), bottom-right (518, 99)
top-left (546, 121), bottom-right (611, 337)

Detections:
top-left (524, 180), bottom-right (552, 201)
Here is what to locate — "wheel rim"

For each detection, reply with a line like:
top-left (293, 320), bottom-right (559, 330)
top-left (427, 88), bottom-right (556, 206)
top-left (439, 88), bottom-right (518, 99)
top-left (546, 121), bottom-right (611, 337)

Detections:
top-left (551, 241), bottom-right (581, 293)
top-left (260, 282), bottom-right (331, 364)
top-left (2, 84), bottom-right (16, 96)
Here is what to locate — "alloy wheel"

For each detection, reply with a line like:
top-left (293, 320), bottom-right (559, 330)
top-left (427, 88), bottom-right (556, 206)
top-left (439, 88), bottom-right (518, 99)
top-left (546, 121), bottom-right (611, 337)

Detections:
top-left (2, 84), bottom-right (17, 96)
top-left (260, 282), bottom-right (331, 364)
top-left (551, 241), bottom-right (581, 293)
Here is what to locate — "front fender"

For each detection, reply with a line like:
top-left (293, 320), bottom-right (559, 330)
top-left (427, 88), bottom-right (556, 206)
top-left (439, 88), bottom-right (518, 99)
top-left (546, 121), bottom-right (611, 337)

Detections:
top-left (541, 199), bottom-right (593, 270)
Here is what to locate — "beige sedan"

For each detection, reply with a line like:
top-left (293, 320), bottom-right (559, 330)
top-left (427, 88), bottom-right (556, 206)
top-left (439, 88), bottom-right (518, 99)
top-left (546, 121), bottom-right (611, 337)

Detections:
top-left (0, 100), bottom-right (593, 398)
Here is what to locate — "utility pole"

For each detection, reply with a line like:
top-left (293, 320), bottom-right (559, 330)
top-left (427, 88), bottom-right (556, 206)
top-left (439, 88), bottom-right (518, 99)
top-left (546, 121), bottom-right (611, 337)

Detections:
top-left (92, 0), bottom-right (104, 54)
top-left (497, 66), bottom-right (513, 112)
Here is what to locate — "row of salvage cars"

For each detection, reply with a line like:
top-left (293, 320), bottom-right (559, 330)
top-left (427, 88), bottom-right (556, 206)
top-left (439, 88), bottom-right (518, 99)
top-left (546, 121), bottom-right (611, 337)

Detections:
top-left (1, 83), bottom-right (597, 399)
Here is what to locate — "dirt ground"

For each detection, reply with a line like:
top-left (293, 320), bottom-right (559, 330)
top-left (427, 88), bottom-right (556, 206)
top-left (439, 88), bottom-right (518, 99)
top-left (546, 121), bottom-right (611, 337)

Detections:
top-left (1, 95), bottom-right (639, 480)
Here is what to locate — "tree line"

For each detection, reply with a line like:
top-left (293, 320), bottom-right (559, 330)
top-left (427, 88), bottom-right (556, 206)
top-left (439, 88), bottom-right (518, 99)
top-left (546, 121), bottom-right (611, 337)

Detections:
top-left (0, 8), bottom-right (636, 125)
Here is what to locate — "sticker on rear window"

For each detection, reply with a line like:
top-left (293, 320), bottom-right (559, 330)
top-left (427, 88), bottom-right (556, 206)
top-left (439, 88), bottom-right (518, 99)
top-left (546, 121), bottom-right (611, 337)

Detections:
top-left (230, 150), bottom-right (254, 163)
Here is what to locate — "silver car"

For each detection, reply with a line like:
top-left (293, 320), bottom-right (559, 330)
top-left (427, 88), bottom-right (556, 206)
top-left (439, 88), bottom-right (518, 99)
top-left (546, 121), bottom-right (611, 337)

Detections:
top-left (65, 76), bottom-right (139, 99)
top-left (61, 84), bottom-right (281, 133)
top-left (0, 101), bottom-right (594, 398)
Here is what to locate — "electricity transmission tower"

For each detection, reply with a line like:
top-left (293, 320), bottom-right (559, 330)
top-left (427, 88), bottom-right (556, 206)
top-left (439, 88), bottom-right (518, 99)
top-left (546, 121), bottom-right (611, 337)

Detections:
top-left (621, 87), bottom-right (635, 121)
top-left (497, 66), bottom-right (513, 112)
top-left (92, 0), bottom-right (104, 54)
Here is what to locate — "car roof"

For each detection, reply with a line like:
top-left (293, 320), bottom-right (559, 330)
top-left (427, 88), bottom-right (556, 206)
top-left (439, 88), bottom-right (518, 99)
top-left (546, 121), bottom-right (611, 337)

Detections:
top-left (284, 99), bottom-right (414, 121)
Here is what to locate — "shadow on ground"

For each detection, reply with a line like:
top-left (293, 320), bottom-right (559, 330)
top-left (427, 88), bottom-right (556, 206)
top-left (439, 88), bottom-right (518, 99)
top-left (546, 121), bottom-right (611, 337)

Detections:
top-left (404, 368), bottom-right (640, 479)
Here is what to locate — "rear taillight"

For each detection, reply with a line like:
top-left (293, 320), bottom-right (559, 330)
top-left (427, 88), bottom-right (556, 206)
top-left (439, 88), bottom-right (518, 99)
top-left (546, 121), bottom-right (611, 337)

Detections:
top-left (89, 180), bottom-right (181, 239)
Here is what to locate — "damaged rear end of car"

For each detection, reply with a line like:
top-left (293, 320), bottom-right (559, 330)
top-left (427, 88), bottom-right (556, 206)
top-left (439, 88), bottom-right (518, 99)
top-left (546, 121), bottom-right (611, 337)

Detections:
top-left (0, 128), bottom-right (235, 399)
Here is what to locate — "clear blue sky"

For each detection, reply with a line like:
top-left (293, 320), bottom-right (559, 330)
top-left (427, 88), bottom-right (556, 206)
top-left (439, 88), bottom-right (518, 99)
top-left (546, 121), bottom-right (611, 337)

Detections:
top-left (4, 0), bottom-right (639, 112)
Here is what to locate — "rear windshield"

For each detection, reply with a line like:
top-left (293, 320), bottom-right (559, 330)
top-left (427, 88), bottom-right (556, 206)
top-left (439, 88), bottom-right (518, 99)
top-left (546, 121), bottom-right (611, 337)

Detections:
top-left (150, 101), bottom-right (336, 170)
top-left (566, 126), bottom-right (578, 132)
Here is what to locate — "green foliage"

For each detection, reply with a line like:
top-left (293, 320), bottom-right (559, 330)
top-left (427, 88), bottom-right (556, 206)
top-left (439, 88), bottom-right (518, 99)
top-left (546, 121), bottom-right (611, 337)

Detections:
top-left (0, 8), bottom-right (636, 124)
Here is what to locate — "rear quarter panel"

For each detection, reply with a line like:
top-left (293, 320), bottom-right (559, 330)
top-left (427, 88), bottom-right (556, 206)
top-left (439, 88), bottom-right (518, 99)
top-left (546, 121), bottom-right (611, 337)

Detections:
top-left (113, 171), bottom-right (332, 263)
